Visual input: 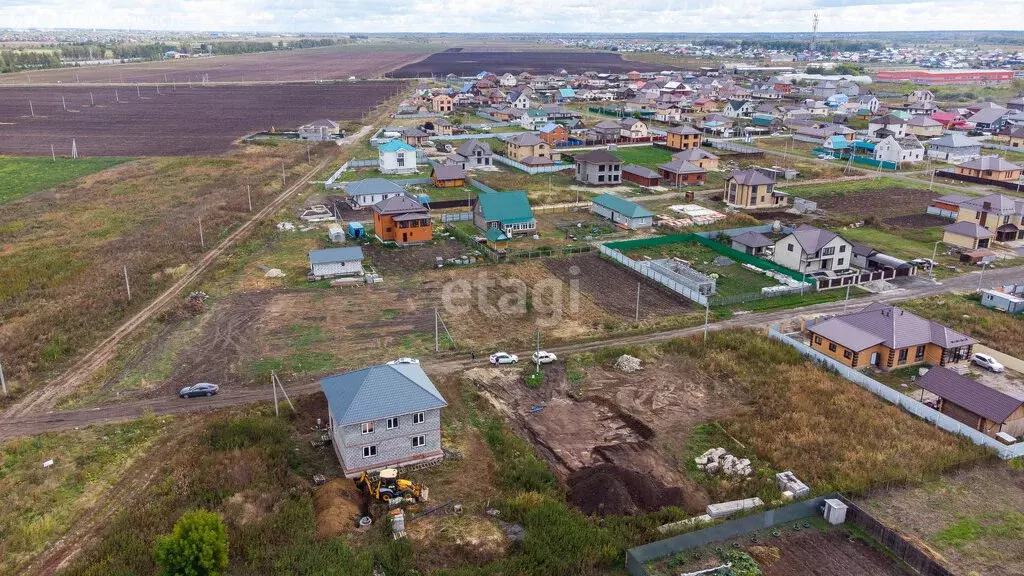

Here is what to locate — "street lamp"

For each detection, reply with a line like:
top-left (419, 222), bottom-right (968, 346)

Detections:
top-left (930, 240), bottom-right (940, 278)
top-left (977, 261), bottom-right (989, 292)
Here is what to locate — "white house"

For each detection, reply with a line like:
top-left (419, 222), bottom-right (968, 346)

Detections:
top-left (854, 95), bottom-right (879, 114)
top-left (868, 114), bottom-right (907, 139)
top-left (309, 246), bottom-right (364, 278)
top-left (723, 99), bottom-right (755, 118)
top-left (499, 73), bottom-right (517, 87)
top-left (378, 140), bottom-right (418, 175)
top-left (344, 178), bottom-right (406, 208)
top-left (772, 225), bottom-right (854, 274)
top-left (619, 117), bottom-right (649, 140)
top-left (875, 136), bottom-right (925, 165)
top-left (926, 133), bottom-right (981, 163)
top-left (509, 91), bottom-right (531, 110)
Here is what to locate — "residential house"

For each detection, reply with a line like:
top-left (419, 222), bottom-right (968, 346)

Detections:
top-left (593, 119), bottom-right (623, 142)
top-left (665, 125), bottom-right (702, 151)
top-left (1008, 96), bottom-right (1024, 113)
top-left (823, 135), bottom-right (851, 156)
top-left (658, 157), bottom-right (707, 186)
top-left (508, 90), bottom-right (531, 110)
top-left (967, 106), bottom-right (1008, 133)
top-left (812, 81), bottom-right (838, 99)
top-left (854, 95), bottom-right (880, 114)
top-left (808, 303), bottom-right (975, 371)
top-left (671, 148), bottom-right (719, 170)
top-left (473, 190), bottom-right (536, 236)
top-left (505, 133), bottom-right (553, 163)
top-left (499, 73), bottom-right (517, 87)
top-left (723, 99), bottom-right (756, 118)
top-left (724, 169), bottom-right (788, 209)
top-left (372, 195), bottom-right (432, 245)
top-left (590, 193), bottom-right (653, 230)
top-left (574, 150), bottom-right (622, 185)
top-left (320, 363), bottom-right (447, 477)
top-left (400, 127), bottom-right (429, 146)
top-left (344, 178), bottom-right (407, 208)
top-left (621, 165), bottom-right (661, 187)
top-left (875, 135), bottom-right (925, 165)
top-left (454, 139), bottom-right (493, 169)
top-left (519, 109), bottom-right (549, 130)
top-left (954, 156), bottom-right (1023, 183)
top-left (619, 117), bottom-right (649, 140)
top-left (906, 115), bottom-right (944, 138)
top-left (431, 93), bottom-right (453, 114)
top-left (772, 225), bottom-right (853, 274)
top-left (868, 114), bottom-right (908, 139)
top-left (431, 164), bottom-right (466, 188)
top-left (950, 193), bottom-right (1024, 242)
top-left (907, 90), bottom-right (935, 105)
top-left (431, 118), bottom-right (453, 136)
top-left (1007, 126), bottom-right (1024, 148)
top-left (942, 221), bottom-right (995, 249)
top-left (309, 247), bottom-right (364, 278)
top-left (907, 100), bottom-right (938, 116)
top-left (925, 133), bottom-right (981, 163)
top-left (916, 367), bottom-right (1024, 438)
top-left (929, 193), bottom-right (972, 219)
top-left (298, 119), bottom-right (339, 141)
top-left (378, 140), bottom-right (418, 175)
top-left (730, 231), bottom-right (774, 256)
top-left (931, 110), bottom-right (964, 130)
top-left (981, 288), bottom-right (1024, 314)
top-left (538, 122), bottom-right (570, 147)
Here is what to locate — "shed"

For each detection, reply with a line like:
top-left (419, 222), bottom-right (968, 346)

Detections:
top-left (981, 289), bottom-right (1024, 314)
top-left (917, 367), bottom-right (1024, 437)
top-left (590, 193), bottom-right (654, 230)
top-left (730, 231), bottom-right (773, 256)
top-left (431, 164), bottom-right (467, 188)
top-left (309, 246), bottom-right (364, 278)
top-left (348, 221), bottom-right (365, 238)
top-left (621, 164), bottom-right (661, 187)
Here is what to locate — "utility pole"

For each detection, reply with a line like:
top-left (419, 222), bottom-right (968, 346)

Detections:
top-left (272, 372), bottom-right (278, 416)
top-left (434, 307), bottom-right (439, 352)
top-left (703, 298), bottom-right (710, 342)
top-left (929, 168), bottom-right (935, 191)
top-left (247, 184), bottom-right (253, 212)
top-left (978, 261), bottom-right (989, 291)
top-left (50, 144), bottom-right (56, 161)
top-left (535, 328), bottom-right (541, 374)
top-left (198, 217), bottom-right (205, 249)
top-left (62, 96), bottom-right (67, 111)
top-left (930, 241), bottom-right (939, 278)
top-left (123, 264), bottom-right (131, 301)
top-left (136, 84), bottom-right (141, 98)
top-left (271, 372), bottom-right (295, 417)
top-left (281, 161), bottom-right (286, 187)
top-left (0, 361), bottom-right (7, 396)
top-left (29, 100), bottom-right (34, 117)
top-left (843, 284), bottom-right (850, 314)
top-left (90, 92), bottom-right (94, 106)
top-left (307, 145), bottom-right (311, 164)
top-left (635, 282), bottom-right (641, 322)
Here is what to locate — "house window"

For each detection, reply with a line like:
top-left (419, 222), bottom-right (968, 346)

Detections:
top-left (387, 417), bottom-right (399, 430)
top-left (787, 243), bottom-right (794, 252)
top-left (361, 422), bottom-right (375, 435)
top-left (362, 445), bottom-right (377, 458)
top-left (822, 247), bottom-right (835, 256)
top-left (828, 343), bottom-right (837, 352)
top-left (915, 345), bottom-right (926, 361)
top-left (839, 245), bottom-right (846, 253)
top-left (598, 175), bottom-right (605, 182)
top-left (598, 164), bottom-right (605, 172)
top-left (413, 412), bottom-right (425, 425)
top-left (397, 156), bottom-right (405, 167)
top-left (412, 435), bottom-right (425, 448)
top-left (814, 336), bottom-right (822, 345)
top-left (837, 258), bottom-right (844, 266)
top-left (843, 350), bottom-right (852, 359)
top-left (898, 349), bottom-right (909, 365)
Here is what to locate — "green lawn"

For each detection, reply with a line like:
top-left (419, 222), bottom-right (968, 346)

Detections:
top-left (778, 176), bottom-right (924, 199)
top-left (0, 156), bottom-right (131, 205)
top-left (611, 146), bottom-right (674, 168)
top-left (836, 225), bottom-right (942, 261)
top-left (623, 242), bottom-right (778, 298)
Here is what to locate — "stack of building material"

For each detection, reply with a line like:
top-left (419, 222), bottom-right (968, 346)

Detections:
top-left (614, 355), bottom-right (643, 373)
top-left (694, 448), bottom-right (753, 477)
top-left (706, 497), bottom-right (764, 519)
top-left (775, 471), bottom-right (809, 499)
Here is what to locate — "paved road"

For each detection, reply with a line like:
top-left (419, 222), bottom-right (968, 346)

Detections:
top-left (3, 265), bottom-right (1021, 441)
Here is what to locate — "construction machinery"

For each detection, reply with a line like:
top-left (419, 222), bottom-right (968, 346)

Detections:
top-left (357, 468), bottom-right (428, 502)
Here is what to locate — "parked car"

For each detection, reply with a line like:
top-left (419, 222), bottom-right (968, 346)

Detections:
top-left (489, 352), bottom-right (519, 365)
top-left (179, 383), bottom-right (219, 398)
top-left (971, 353), bottom-right (1005, 373)
top-left (531, 351), bottom-right (558, 364)
top-left (387, 358), bottom-right (420, 365)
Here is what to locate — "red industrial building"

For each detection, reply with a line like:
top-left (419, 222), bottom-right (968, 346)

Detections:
top-left (875, 69), bottom-right (1015, 85)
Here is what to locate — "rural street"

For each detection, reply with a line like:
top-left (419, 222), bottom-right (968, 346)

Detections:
top-left (2, 264), bottom-right (1021, 441)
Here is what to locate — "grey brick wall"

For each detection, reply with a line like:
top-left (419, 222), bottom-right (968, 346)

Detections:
top-left (334, 408), bottom-right (443, 476)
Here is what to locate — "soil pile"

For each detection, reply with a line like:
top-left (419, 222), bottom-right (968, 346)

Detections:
top-left (314, 479), bottom-right (363, 538)
top-left (568, 464), bottom-right (683, 516)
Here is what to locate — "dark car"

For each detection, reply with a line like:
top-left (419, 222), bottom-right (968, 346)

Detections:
top-left (179, 383), bottom-right (219, 398)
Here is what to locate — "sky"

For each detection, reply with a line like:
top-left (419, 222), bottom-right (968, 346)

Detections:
top-left (1, 0), bottom-right (1023, 34)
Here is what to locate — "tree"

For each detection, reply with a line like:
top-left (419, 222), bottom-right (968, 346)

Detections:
top-left (153, 510), bottom-right (229, 576)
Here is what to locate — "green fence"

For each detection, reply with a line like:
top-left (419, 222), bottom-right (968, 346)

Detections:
top-left (604, 234), bottom-right (808, 284)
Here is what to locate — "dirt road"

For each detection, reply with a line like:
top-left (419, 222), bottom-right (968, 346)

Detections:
top-left (2, 266), bottom-right (1020, 441)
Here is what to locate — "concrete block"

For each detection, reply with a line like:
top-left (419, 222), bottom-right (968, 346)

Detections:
top-left (705, 462), bottom-right (720, 474)
top-left (707, 497), bottom-right (764, 519)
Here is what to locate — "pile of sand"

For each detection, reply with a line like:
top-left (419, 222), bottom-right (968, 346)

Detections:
top-left (314, 479), bottom-right (363, 538)
top-left (568, 464), bottom-right (683, 516)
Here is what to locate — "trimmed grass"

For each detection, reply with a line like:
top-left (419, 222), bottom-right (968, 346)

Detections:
top-left (779, 176), bottom-right (922, 199)
top-left (0, 156), bottom-right (131, 205)
top-left (611, 146), bottom-right (674, 168)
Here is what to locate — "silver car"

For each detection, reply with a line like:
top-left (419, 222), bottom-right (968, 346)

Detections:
top-left (179, 383), bottom-right (219, 398)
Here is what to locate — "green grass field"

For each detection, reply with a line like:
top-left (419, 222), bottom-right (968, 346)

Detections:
top-left (0, 156), bottom-right (131, 205)
top-left (611, 146), bottom-right (674, 168)
top-left (779, 176), bottom-right (923, 199)
top-left (623, 242), bottom-right (778, 297)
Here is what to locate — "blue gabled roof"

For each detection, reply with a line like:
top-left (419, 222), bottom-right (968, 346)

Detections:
top-left (320, 364), bottom-right (448, 426)
top-left (539, 122), bottom-right (562, 133)
top-left (345, 178), bottom-right (405, 197)
top-left (477, 191), bottom-right (534, 224)
top-left (559, 88), bottom-right (576, 98)
top-left (309, 246), bottom-right (364, 265)
top-left (378, 140), bottom-right (415, 152)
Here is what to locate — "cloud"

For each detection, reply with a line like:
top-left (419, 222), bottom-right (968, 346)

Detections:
top-left (0, 0), bottom-right (1021, 32)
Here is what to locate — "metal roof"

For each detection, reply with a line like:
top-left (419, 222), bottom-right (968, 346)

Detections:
top-left (432, 164), bottom-right (466, 181)
top-left (927, 133), bottom-right (978, 149)
top-left (621, 164), bottom-right (661, 179)
top-left (809, 303), bottom-right (976, 352)
top-left (961, 193), bottom-right (1018, 215)
top-left (309, 246), bottom-right (364, 265)
top-left (378, 140), bottom-right (415, 152)
top-left (456, 139), bottom-right (491, 157)
top-left (372, 194), bottom-right (427, 215)
top-left (477, 191), bottom-right (534, 223)
top-left (345, 178), bottom-right (405, 197)
top-left (918, 367), bottom-right (1024, 424)
top-left (944, 221), bottom-right (994, 239)
top-left (958, 156), bottom-right (1021, 172)
top-left (592, 194), bottom-right (653, 219)
top-left (576, 150), bottom-right (622, 164)
top-left (727, 169), bottom-right (774, 186)
top-left (507, 133), bottom-right (545, 146)
top-left (731, 231), bottom-right (773, 248)
top-left (787, 224), bottom-right (843, 255)
top-left (659, 158), bottom-right (706, 174)
top-left (672, 148), bottom-right (718, 162)
top-left (320, 364), bottom-right (448, 427)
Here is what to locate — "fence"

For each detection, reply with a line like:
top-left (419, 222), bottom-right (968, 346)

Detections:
top-left (935, 170), bottom-right (1024, 192)
top-left (440, 211), bottom-right (473, 223)
top-left (460, 121), bottom-right (518, 129)
top-left (506, 244), bottom-right (595, 262)
top-left (598, 244), bottom-right (709, 305)
top-left (926, 205), bottom-right (957, 219)
top-left (981, 141), bottom-right (1024, 153)
top-left (811, 148), bottom-right (897, 170)
top-left (768, 326), bottom-right (1024, 459)
top-left (467, 178), bottom-right (498, 194)
top-left (532, 201), bottom-right (592, 214)
top-left (491, 154), bottom-right (575, 174)
top-left (705, 139), bottom-right (765, 155)
top-left (433, 132), bottom-right (530, 141)
top-left (324, 159), bottom-right (378, 188)
top-left (844, 499), bottom-right (955, 576)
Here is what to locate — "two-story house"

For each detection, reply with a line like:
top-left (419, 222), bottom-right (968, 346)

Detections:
top-left (772, 225), bottom-right (853, 274)
top-left (508, 90), bottom-right (531, 110)
top-left (538, 122), bottom-right (570, 147)
top-left (723, 99), bottom-right (755, 118)
top-left (575, 150), bottom-right (622, 185)
top-left (378, 140), bottom-right (418, 175)
top-left (372, 194), bottom-right (432, 245)
top-left (506, 133), bottom-right (554, 163)
top-left (867, 114), bottom-right (908, 139)
top-left (724, 169), bottom-right (788, 209)
top-left (671, 148), bottom-right (719, 171)
top-left (944, 193), bottom-right (1024, 246)
top-left (321, 362), bottom-right (448, 477)
top-left (874, 135), bottom-right (925, 165)
top-left (665, 125), bottom-right (703, 151)
top-left (619, 117), bottom-right (649, 140)
top-left (431, 93), bottom-right (453, 114)
top-left (453, 139), bottom-right (493, 169)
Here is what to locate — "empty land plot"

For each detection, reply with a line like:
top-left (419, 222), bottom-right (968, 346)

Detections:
top-left (622, 242), bottom-right (778, 297)
top-left (812, 185), bottom-right (941, 218)
top-left (0, 45), bottom-right (431, 85)
top-left (781, 176), bottom-right (930, 200)
top-left (882, 213), bottom-right (952, 229)
top-left (0, 155), bottom-right (130, 204)
top-left (391, 51), bottom-right (665, 77)
top-left (860, 464), bottom-right (1024, 576)
top-left (0, 82), bottom-right (403, 156)
top-left (900, 294), bottom-right (1024, 360)
top-left (609, 145), bottom-right (674, 168)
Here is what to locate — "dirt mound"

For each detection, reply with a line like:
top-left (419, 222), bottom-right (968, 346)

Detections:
top-left (568, 464), bottom-right (684, 516)
top-left (314, 479), bottom-right (363, 539)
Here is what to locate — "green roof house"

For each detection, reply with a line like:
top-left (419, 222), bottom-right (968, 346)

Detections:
top-left (590, 193), bottom-right (653, 230)
top-left (473, 191), bottom-right (536, 236)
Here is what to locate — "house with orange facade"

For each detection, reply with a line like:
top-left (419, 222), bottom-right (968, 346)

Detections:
top-left (538, 122), bottom-right (569, 146)
top-left (372, 195), bottom-right (432, 245)
top-left (807, 303), bottom-right (975, 372)
top-left (665, 125), bottom-right (702, 151)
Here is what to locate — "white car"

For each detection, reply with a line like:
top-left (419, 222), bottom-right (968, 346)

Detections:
top-left (972, 353), bottom-right (1005, 373)
top-left (489, 352), bottom-right (519, 365)
top-left (387, 358), bottom-right (420, 365)
top-left (531, 351), bottom-right (557, 364)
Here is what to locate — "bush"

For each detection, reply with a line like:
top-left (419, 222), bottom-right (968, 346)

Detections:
top-left (153, 510), bottom-right (229, 576)
top-left (202, 416), bottom-right (291, 452)
top-left (475, 418), bottom-right (558, 493)
top-left (524, 370), bottom-right (544, 389)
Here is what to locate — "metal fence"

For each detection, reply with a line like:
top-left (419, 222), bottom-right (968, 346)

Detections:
top-left (491, 154), bottom-right (575, 174)
top-left (440, 212), bottom-right (473, 223)
top-left (768, 326), bottom-right (1024, 459)
top-left (981, 141), bottom-right (1023, 153)
top-left (467, 178), bottom-right (499, 194)
top-left (935, 170), bottom-right (1024, 192)
top-left (506, 244), bottom-right (595, 262)
top-left (705, 139), bottom-right (765, 155)
top-left (811, 148), bottom-right (897, 170)
top-left (599, 244), bottom-right (709, 305)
